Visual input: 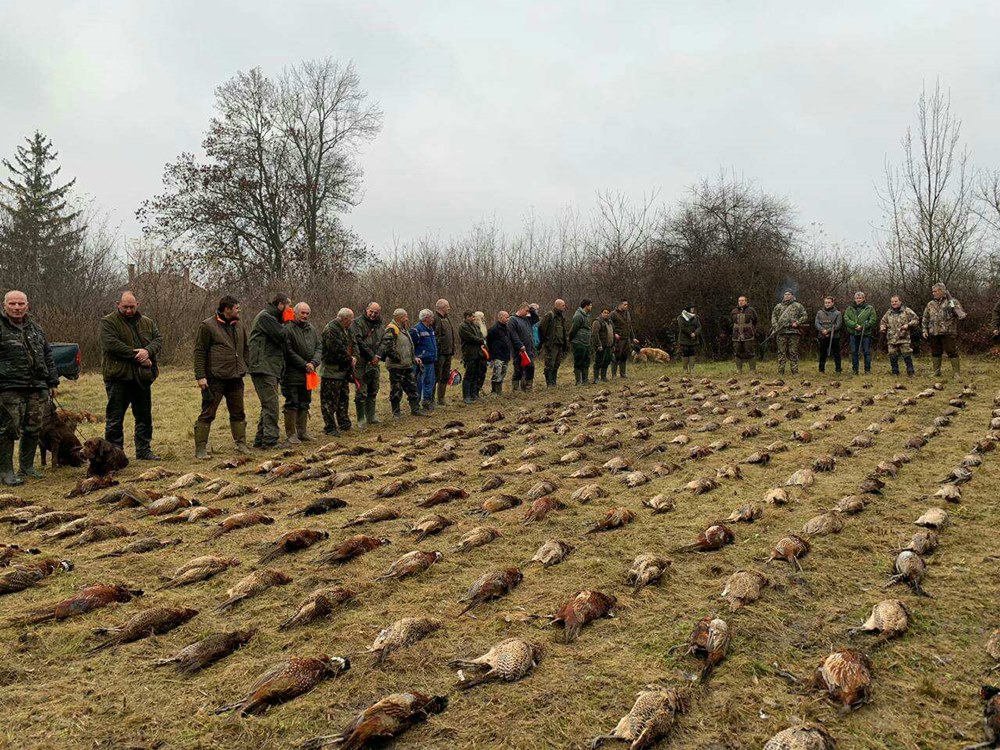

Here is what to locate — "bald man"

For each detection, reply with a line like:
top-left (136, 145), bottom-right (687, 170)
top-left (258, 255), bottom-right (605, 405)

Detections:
top-left (281, 301), bottom-right (321, 443)
top-left (0, 291), bottom-right (59, 485)
top-left (432, 298), bottom-right (455, 405)
top-left (100, 291), bottom-right (163, 460)
top-left (350, 302), bottom-right (385, 427)
top-left (538, 299), bottom-right (570, 386)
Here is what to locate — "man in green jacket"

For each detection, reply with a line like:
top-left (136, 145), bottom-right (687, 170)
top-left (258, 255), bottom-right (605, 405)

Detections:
top-left (193, 295), bottom-right (250, 459)
top-left (591, 307), bottom-right (615, 383)
top-left (320, 308), bottom-right (355, 435)
top-left (0, 290), bottom-right (59, 485)
top-left (458, 310), bottom-right (486, 404)
top-left (568, 299), bottom-right (593, 386)
top-left (380, 308), bottom-right (425, 418)
top-left (351, 302), bottom-right (384, 427)
top-left (101, 291), bottom-right (164, 460)
top-left (282, 302), bottom-right (322, 444)
top-left (610, 300), bottom-right (638, 378)
top-left (538, 299), bottom-right (569, 387)
top-left (248, 293), bottom-right (290, 449)
top-left (770, 290), bottom-right (808, 376)
top-left (843, 291), bottom-right (877, 375)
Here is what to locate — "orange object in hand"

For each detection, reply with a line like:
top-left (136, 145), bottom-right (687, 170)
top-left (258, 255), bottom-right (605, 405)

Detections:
top-left (306, 371), bottom-right (320, 391)
top-left (282, 308), bottom-right (295, 322)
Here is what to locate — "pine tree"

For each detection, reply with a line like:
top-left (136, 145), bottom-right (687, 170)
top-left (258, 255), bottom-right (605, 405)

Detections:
top-left (0, 131), bottom-right (86, 297)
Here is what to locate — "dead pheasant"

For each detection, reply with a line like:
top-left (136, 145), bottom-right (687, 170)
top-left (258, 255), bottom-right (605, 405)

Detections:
top-left (801, 511), bottom-right (844, 537)
top-left (213, 655), bottom-right (350, 716)
top-left (525, 479), bottom-right (559, 501)
top-left (550, 590), bottom-right (616, 643)
top-left (962, 685), bottom-right (1000, 750)
top-left (279, 587), bottom-right (356, 630)
top-left (9, 583), bottom-right (141, 625)
top-left (342, 504), bottom-right (400, 528)
top-left (96, 537), bottom-right (180, 558)
top-left (721, 570), bottom-right (768, 611)
top-left (848, 599), bottom-right (910, 640)
top-left (89, 607), bottom-right (198, 653)
top-left (763, 724), bottom-right (837, 750)
top-left (298, 692), bottom-right (448, 750)
top-left (724, 502), bottom-right (762, 524)
top-left (906, 529), bottom-right (940, 555)
top-left (217, 569), bottom-right (292, 612)
top-left (643, 494), bottom-right (675, 513)
top-left (525, 539), bottom-right (575, 568)
top-left (375, 480), bottom-right (415, 498)
top-left (417, 486), bottom-right (469, 508)
top-left (159, 556), bottom-right (240, 590)
top-left (0, 543), bottom-right (40, 567)
top-left (767, 535), bottom-right (811, 572)
top-left (812, 649), bottom-right (872, 711)
top-left (315, 535), bottom-right (390, 565)
top-left (678, 524), bottom-right (735, 553)
top-left (375, 550), bottom-right (443, 581)
top-left (408, 514), bottom-right (454, 542)
top-left (136, 496), bottom-right (200, 518)
top-left (447, 638), bottom-right (542, 689)
top-left (288, 497), bottom-right (347, 517)
top-left (523, 496), bottom-right (565, 524)
top-left (457, 567), bottom-right (523, 616)
top-left (65, 475), bottom-right (118, 498)
top-left (0, 558), bottom-right (73, 596)
top-left (687, 615), bottom-right (730, 681)
top-left (915, 507), bottom-right (949, 529)
top-left (368, 617), bottom-right (443, 664)
top-left (586, 507), bottom-right (637, 534)
top-left (66, 524), bottom-right (135, 548)
top-left (627, 554), bottom-right (671, 592)
top-left (258, 528), bottom-right (329, 564)
top-left (158, 507), bottom-right (222, 524)
top-left (886, 550), bottom-right (929, 597)
top-left (166, 472), bottom-right (209, 491)
top-left (153, 629), bottom-right (256, 673)
top-left (207, 511), bottom-right (275, 540)
top-left (451, 526), bottom-right (500, 553)
top-left (590, 688), bottom-right (690, 749)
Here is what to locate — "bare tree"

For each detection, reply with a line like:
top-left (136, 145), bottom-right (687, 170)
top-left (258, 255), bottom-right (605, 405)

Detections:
top-left (280, 59), bottom-right (383, 277)
top-left (876, 81), bottom-right (981, 297)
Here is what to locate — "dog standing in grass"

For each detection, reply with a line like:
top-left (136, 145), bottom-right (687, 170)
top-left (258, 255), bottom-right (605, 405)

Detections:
top-left (632, 348), bottom-right (671, 364)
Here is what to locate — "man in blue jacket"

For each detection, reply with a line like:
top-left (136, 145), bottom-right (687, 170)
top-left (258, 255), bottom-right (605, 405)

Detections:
top-left (508, 302), bottom-right (539, 391)
top-left (411, 309), bottom-right (438, 412)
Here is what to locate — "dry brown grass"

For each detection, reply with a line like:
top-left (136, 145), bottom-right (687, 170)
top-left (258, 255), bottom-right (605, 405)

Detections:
top-left (2, 358), bottom-right (999, 749)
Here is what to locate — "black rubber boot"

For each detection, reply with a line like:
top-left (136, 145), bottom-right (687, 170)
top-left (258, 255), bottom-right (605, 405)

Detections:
top-left (0, 438), bottom-right (23, 486)
top-left (366, 397), bottom-right (380, 425)
top-left (17, 434), bottom-right (42, 479)
top-left (355, 401), bottom-right (367, 429)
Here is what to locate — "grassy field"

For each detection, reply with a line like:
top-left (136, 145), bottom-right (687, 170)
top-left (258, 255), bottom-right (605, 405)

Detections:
top-left (1, 355), bottom-right (998, 749)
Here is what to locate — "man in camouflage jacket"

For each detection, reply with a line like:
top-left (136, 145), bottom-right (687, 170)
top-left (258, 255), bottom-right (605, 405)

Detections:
top-left (770, 290), bottom-right (808, 376)
top-left (880, 295), bottom-right (919, 377)
top-left (921, 282), bottom-right (966, 378)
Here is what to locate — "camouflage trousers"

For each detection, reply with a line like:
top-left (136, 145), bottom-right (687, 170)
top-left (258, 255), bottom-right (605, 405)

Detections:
top-left (320, 377), bottom-right (351, 433)
top-left (0, 388), bottom-right (46, 441)
top-left (388, 368), bottom-right (418, 412)
top-left (776, 334), bottom-right (800, 374)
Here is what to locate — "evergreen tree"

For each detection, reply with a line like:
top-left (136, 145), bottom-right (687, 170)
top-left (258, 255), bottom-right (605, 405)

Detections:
top-left (0, 131), bottom-right (86, 296)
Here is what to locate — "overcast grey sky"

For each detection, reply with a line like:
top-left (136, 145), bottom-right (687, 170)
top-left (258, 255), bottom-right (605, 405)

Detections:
top-left (2, 0), bottom-right (999, 257)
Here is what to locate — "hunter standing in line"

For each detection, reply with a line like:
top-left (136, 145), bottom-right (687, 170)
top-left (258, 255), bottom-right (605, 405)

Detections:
top-left (193, 295), bottom-right (250, 459)
top-left (486, 311), bottom-right (513, 396)
top-left (591, 306), bottom-right (615, 383)
top-left (844, 291), bottom-right (877, 375)
top-left (432, 299), bottom-right (455, 406)
top-left (509, 302), bottom-right (538, 391)
top-left (610, 299), bottom-right (639, 378)
top-left (730, 295), bottom-right (758, 374)
top-left (569, 298), bottom-right (593, 386)
top-left (814, 296), bottom-right (842, 374)
top-left (922, 282), bottom-right (966, 378)
top-left (676, 304), bottom-right (701, 374)
top-left (459, 310), bottom-right (487, 404)
top-left (381, 308), bottom-right (426, 418)
top-left (0, 290), bottom-right (58, 485)
top-left (282, 302), bottom-right (321, 444)
top-left (248, 293), bottom-right (290, 449)
top-left (351, 302), bottom-right (384, 427)
top-left (539, 298), bottom-right (569, 387)
top-left (412, 309), bottom-right (437, 412)
top-left (880, 295), bottom-right (919, 377)
top-left (473, 311), bottom-right (489, 397)
top-left (319, 307), bottom-right (355, 435)
top-left (101, 291), bottom-right (163, 460)
top-left (770, 290), bottom-right (808, 376)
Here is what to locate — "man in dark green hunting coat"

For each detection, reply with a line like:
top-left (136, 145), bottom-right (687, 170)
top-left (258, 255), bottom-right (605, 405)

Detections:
top-left (248, 293), bottom-right (290, 449)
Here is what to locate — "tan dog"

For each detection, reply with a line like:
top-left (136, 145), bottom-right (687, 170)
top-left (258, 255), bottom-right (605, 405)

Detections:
top-left (632, 347), bottom-right (670, 363)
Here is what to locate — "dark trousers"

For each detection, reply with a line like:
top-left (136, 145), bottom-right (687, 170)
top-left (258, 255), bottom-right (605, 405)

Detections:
top-left (281, 382), bottom-right (312, 414)
top-left (543, 345), bottom-right (566, 385)
top-left (320, 377), bottom-right (351, 432)
top-left (593, 348), bottom-right (612, 381)
top-left (251, 373), bottom-right (280, 447)
top-left (463, 358), bottom-right (485, 399)
top-left (354, 364), bottom-right (380, 405)
top-left (513, 354), bottom-right (534, 388)
top-left (0, 388), bottom-right (45, 440)
top-left (927, 334), bottom-right (958, 358)
top-left (435, 355), bottom-right (453, 401)
top-left (849, 334), bottom-right (872, 373)
top-left (817, 337), bottom-right (842, 373)
top-left (198, 378), bottom-right (245, 425)
top-left (388, 368), bottom-right (418, 412)
top-left (573, 343), bottom-right (591, 373)
top-left (105, 380), bottom-right (153, 455)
